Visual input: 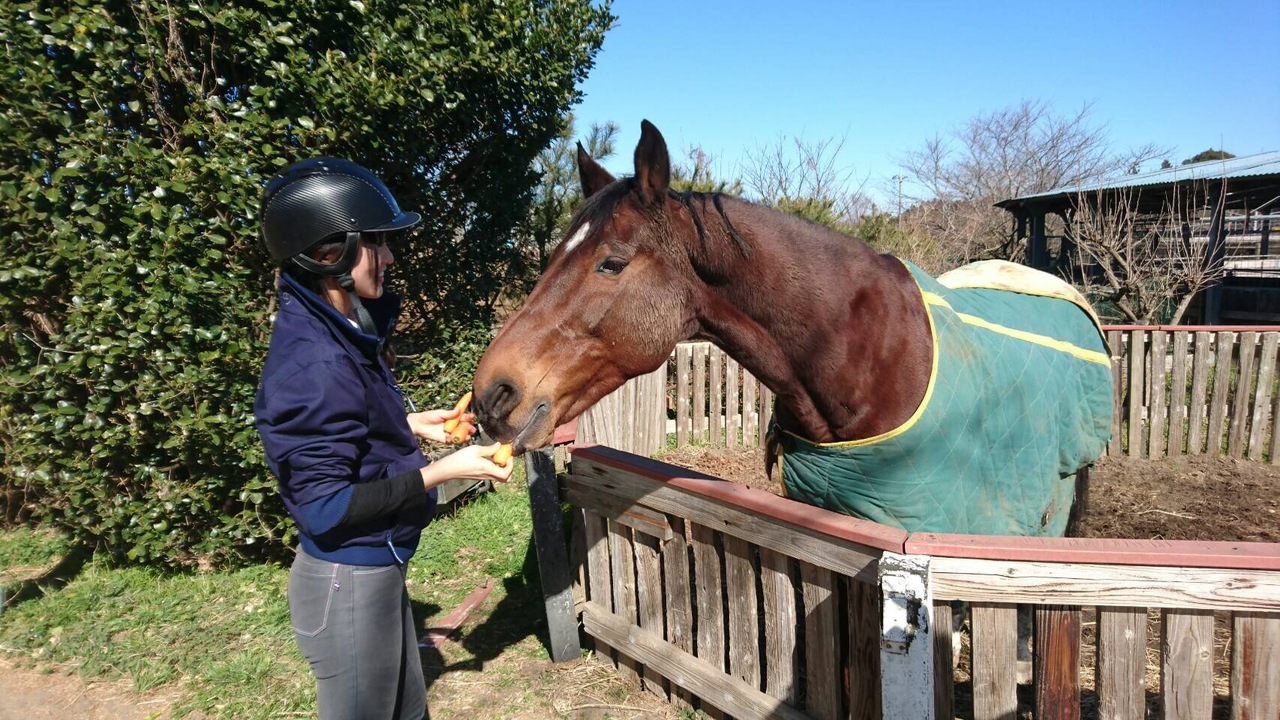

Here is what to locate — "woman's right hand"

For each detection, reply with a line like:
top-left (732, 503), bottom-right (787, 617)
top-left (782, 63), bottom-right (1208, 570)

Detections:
top-left (419, 443), bottom-right (515, 490)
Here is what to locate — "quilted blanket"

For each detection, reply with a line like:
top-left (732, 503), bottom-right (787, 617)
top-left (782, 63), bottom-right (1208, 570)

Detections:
top-left (771, 259), bottom-right (1113, 536)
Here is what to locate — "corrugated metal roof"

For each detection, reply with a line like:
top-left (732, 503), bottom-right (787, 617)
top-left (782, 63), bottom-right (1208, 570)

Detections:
top-left (1001, 150), bottom-right (1280, 205)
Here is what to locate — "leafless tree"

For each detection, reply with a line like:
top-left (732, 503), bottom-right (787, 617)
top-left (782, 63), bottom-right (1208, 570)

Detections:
top-left (899, 99), bottom-right (1167, 266)
top-left (741, 134), bottom-right (873, 229)
top-left (1067, 182), bottom-right (1227, 324)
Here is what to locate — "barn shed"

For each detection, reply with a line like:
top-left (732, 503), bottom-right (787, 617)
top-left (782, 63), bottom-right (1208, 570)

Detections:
top-left (997, 151), bottom-right (1280, 324)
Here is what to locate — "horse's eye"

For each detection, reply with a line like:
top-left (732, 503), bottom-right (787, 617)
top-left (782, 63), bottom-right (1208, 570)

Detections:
top-left (596, 257), bottom-right (629, 276)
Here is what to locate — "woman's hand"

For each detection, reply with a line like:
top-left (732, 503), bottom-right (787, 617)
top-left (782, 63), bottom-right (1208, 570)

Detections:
top-left (419, 443), bottom-right (515, 489)
top-left (407, 408), bottom-right (475, 444)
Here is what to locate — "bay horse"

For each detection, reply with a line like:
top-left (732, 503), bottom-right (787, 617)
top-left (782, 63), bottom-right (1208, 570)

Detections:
top-left (473, 120), bottom-right (1112, 538)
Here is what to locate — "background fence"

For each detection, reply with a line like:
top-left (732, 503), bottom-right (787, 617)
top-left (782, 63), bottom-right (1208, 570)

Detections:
top-left (566, 445), bottom-right (1280, 720)
top-left (579, 327), bottom-right (1280, 462)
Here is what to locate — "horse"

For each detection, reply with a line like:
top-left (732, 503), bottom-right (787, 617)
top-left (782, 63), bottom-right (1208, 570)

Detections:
top-left (472, 120), bottom-right (1112, 540)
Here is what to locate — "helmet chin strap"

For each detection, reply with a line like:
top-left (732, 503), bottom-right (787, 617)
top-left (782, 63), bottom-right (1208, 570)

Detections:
top-left (291, 232), bottom-right (378, 336)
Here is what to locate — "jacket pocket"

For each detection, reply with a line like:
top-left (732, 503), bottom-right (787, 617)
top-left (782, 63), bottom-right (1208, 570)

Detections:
top-left (288, 567), bottom-right (338, 638)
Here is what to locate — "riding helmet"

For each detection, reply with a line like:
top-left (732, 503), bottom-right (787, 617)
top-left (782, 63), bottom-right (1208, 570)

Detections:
top-left (260, 157), bottom-right (421, 264)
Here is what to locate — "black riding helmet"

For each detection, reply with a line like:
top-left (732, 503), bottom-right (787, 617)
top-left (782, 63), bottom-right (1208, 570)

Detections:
top-left (260, 157), bottom-right (421, 335)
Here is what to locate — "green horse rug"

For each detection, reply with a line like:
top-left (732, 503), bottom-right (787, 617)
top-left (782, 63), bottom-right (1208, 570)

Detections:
top-left (769, 259), bottom-right (1113, 537)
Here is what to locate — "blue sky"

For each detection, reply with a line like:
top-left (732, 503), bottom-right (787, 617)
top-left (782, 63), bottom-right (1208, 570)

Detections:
top-left (570, 0), bottom-right (1280, 208)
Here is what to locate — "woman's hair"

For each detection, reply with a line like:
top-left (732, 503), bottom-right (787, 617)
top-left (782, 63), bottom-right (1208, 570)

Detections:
top-left (281, 238), bottom-right (347, 296)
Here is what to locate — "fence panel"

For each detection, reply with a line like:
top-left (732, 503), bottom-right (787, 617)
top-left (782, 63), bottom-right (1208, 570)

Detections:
top-left (567, 446), bottom-right (1280, 720)
top-left (580, 329), bottom-right (1280, 462)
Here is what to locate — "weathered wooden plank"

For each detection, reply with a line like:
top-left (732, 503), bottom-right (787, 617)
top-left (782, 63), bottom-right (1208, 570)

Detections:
top-left (526, 449), bottom-right (579, 662)
top-left (1149, 331), bottom-right (1169, 458)
top-left (1128, 329), bottom-right (1146, 458)
top-left (1228, 332), bottom-right (1258, 458)
top-left (580, 601), bottom-right (812, 720)
top-left (1096, 606), bottom-right (1147, 720)
top-left (563, 484), bottom-right (673, 540)
top-left (662, 515), bottom-right (694, 710)
top-left (726, 356), bottom-right (740, 448)
top-left (802, 561), bottom-right (841, 720)
top-left (971, 603), bottom-right (1018, 720)
top-left (1034, 605), bottom-right (1081, 720)
top-left (743, 371), bottom-right (758, 448)
top-left (760, 548), bottom-right (798, 705)
top-left (1248, 333), bottom-right (1279, 461)
top-left (623, 372), bottom-right (637, 455)
top-left (1206, 332), bottom-right (1236, 456)
top-left (849, 578), bottom-right (883, 720)
top-left (724, 534), bottom-right (760, 690)
top-left (1187, 332), bottom-right (1212, 454)
top-left (654, 364), bottom-right (668, 453)
top-left (692, 522), bottom-right (725, 677)
top-left (676, 344), bottom-right (691, 448)
top-left (929, 557), bottom-right (1280, 612)
top-left (583, 509), bottom-right (617, 668)
top-left (1169, 332), bottom-right (1190, 456)
top-left (693, 343), bottom-right (708, 443)
top-left (635, 532), bottom-right (668, 698)
top-left (905, 532), bottom-right (1280, 571)
top-left (1108, 331), bottom-right (1125, 457)
top-left (933, 600), bottom-right (954, 720)
top-left (564, 468), bottom-right (884, 582)
top-left (608, 521), bottom-right (641, 686)
top-left (1160, 608), bottom-right (1214, 720)
top-left (709, 346), bottom-right (723, 446)
top-left (759, 385), bottom-right (774, 446)
top-left (1231, 612), bottom-right (1280, 720)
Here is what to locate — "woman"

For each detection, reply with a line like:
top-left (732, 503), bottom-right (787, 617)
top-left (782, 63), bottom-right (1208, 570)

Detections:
top-left (253, 157), bottom-right (512, 720)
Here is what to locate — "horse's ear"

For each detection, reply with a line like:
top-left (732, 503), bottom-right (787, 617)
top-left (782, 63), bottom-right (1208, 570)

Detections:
top-left (633, 119), bottom-right (670, 206)
top-left (577, 142), bottom-right (615, 199)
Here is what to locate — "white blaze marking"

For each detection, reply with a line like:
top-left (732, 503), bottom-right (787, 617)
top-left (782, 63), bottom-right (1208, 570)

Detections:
top-left (563, 221), bottom-right (591, 253)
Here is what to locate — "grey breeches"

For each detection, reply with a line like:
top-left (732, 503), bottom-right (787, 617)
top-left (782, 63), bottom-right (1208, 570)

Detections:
top-left (288, 546), bottom-right (426, 720)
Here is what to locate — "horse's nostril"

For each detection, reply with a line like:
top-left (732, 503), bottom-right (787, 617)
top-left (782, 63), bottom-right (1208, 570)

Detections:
top-left (479, 380), bottom-right (521, 423)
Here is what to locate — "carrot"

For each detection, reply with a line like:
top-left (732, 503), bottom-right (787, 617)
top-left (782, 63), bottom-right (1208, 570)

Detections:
top-left (492, 443), bottom-right (513, 466)
top-left (449, 424), bottom-right (471, 444)
top-left (441, 391), bottom-right (472, 433)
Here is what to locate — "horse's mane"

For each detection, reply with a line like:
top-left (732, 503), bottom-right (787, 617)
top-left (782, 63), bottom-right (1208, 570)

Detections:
top-left (569, 178), bottom-right (874, 271)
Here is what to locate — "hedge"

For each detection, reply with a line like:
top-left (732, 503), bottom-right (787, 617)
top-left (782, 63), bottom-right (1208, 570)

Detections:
top-left (0, 0), bottom-right (613, 567)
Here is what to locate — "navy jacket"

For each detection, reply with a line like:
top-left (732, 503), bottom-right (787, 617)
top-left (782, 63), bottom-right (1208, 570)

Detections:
top-left (254, 274), bottom-right (436, 566)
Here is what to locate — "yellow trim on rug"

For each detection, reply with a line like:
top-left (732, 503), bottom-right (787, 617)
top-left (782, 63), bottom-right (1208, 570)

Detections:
top-left (922, 292), bottom-right (1110, 367)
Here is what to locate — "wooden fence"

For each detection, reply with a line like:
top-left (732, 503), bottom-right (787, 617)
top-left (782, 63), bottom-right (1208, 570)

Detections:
top-left (579, 327), bottom-right (1280, 462)
top-left (565, 445), bottom-right (1280, 720)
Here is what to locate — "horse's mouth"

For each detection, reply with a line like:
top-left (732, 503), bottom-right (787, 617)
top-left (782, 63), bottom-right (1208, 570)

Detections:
top-left (510, 402), bottom-right (551, 454)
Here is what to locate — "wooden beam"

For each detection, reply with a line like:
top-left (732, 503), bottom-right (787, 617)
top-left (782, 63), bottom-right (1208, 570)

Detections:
top-left (581, 601), bottom-right (811, 720)
top-left (525, 448), bottom-right (580, 662)
top-left (929, 557), bottom-right (1280, 611)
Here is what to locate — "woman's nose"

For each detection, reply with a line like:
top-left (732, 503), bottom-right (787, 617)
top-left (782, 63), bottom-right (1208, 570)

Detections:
top-left (379, 243), bottom-right (394, 265)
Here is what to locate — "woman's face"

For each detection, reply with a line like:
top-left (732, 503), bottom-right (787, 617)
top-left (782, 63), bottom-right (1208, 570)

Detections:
top-left (352, 234), bottom-right (394, 299)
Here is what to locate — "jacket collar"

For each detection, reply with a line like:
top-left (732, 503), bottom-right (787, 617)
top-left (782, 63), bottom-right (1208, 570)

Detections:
top-left (279, 273), bottom-right (401, 358)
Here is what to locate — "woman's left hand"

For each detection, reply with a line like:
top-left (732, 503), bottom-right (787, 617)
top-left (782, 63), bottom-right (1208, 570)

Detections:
top-left (407, 408), bottom-right (475, 444)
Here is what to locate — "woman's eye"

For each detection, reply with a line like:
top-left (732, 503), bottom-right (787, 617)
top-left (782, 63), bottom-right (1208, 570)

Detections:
top-left (596, 257), bottom-right (629, 275)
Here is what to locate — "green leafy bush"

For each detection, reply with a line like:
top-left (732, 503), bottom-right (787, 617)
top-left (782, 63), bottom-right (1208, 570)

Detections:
top-left (0, 0), bottom-right (612, 567)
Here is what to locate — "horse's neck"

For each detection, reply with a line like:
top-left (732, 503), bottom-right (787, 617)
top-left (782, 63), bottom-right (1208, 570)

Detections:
top-left (691, 203), bottom-right (933, 443)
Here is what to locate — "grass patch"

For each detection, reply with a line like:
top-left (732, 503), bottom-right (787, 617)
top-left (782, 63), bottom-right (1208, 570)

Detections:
top-left (0, 463), bottom-right (549, 719)
top-left (0, 527), bottom-right (74, 581)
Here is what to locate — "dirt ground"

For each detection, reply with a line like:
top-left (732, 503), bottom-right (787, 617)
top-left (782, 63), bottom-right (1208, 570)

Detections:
top-left (653, 447), bottom-right (1280, 543)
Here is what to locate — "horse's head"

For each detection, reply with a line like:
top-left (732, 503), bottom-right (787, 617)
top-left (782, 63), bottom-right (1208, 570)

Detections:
top-left (473, 120), bottom-right (698, 451)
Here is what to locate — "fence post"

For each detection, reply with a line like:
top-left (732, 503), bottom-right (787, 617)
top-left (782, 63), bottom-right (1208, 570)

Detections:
top-left (879, 551), bottom-right (935, 720)
top-left (525, 447), bottom-right (580, 662)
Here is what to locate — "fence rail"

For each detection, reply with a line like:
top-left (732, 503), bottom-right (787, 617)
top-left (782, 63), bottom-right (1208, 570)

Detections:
top-left (579, 327), bottom-right (1280, 462)
top-left (567, 445), bottom-right (1280, 720)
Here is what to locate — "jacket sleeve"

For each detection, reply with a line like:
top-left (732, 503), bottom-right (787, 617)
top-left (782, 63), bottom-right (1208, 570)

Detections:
top-left (256, 355), bottom-right (371, 538)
